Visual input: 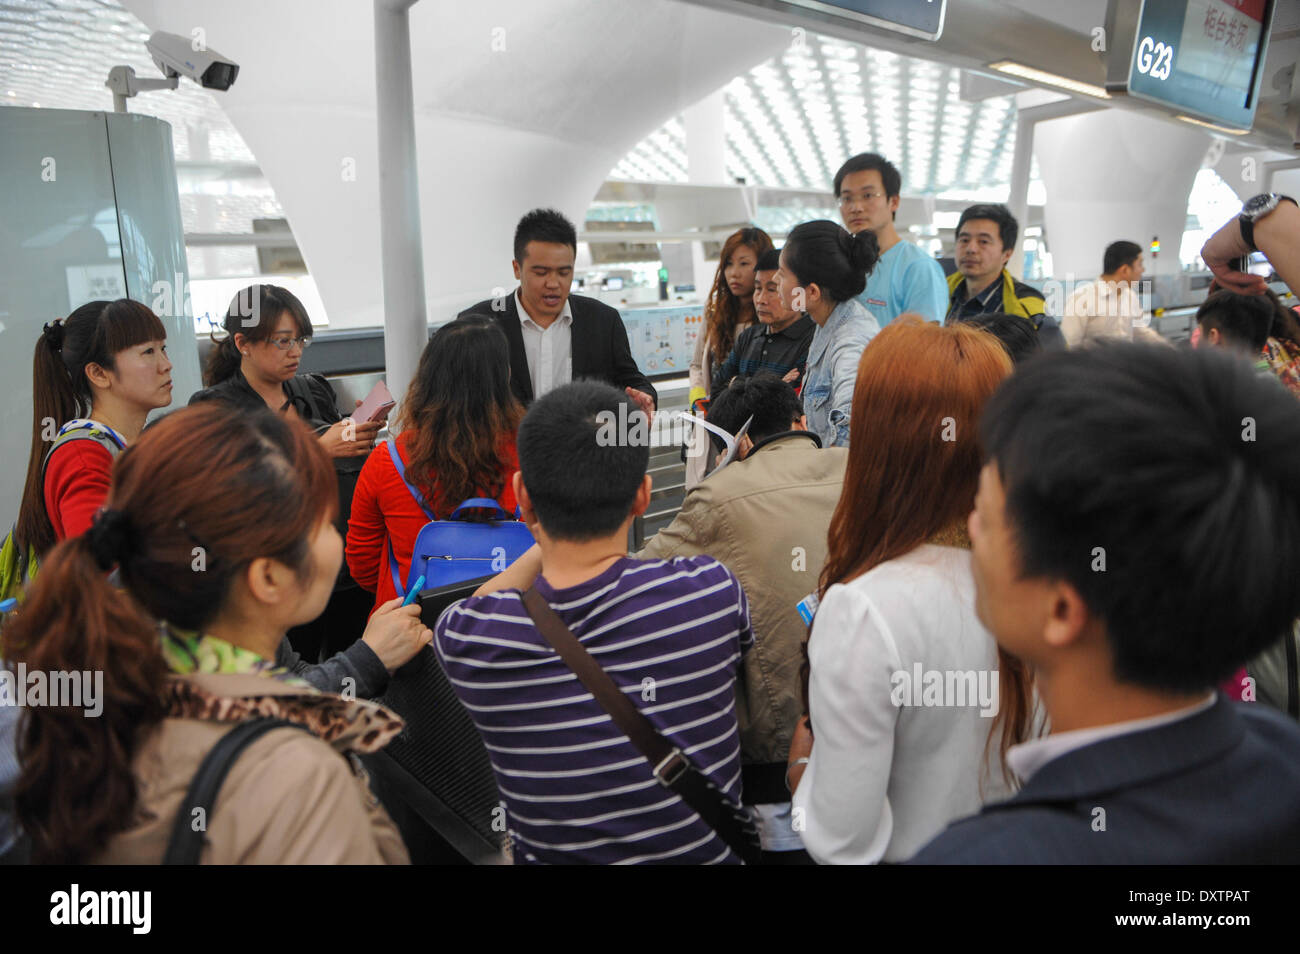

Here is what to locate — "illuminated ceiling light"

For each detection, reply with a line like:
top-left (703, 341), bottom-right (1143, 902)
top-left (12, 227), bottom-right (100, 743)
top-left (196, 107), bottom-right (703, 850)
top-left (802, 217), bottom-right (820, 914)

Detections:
top-left (1175, 115), bottom-right (1249, 135)
top-left (986, 61), bottom-right (1110, 100)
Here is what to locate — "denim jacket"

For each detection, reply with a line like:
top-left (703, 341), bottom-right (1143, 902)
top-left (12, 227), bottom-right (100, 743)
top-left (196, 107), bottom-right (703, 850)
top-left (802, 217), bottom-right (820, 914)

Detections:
top-left (801, 297), bottom-right (879, 448)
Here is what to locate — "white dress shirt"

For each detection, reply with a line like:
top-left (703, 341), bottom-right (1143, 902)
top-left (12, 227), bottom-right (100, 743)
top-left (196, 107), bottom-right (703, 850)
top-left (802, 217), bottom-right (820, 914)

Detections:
top-left (1006, 693), bottom-right (1217, 784)
top-left (792, 545), bottom-right (1013, 864)
top-left (1062, 281), bottom-right (1160, 347)
top-left (516, 290), bottom-right (573, 399)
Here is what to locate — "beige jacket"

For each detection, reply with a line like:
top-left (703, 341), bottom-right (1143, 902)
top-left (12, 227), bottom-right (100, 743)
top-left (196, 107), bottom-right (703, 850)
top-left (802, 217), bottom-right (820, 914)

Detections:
top-left (640, 433), bottom-right (847, 764)
top-left (93, 672), bottom-right (409, 864)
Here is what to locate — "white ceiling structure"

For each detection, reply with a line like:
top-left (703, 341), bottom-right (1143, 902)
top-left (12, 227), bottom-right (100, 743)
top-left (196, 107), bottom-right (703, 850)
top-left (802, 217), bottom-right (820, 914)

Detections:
top-left (615, 42), bottom-right (1023, 196)
top-left (113, 0), bottom-right (792, 325)
top-left (4, 0), bottom-right (1299, 329)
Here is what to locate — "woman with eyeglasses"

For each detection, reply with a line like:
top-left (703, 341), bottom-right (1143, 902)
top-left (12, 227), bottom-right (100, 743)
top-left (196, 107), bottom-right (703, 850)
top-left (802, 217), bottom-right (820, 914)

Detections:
top-left (191, 284), bottom-right (380, 457)
top-left (191, 284), bottom-right (395, 678)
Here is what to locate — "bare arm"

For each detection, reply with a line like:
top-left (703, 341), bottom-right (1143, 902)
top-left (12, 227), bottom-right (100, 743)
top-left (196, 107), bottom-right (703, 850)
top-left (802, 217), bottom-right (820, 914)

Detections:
top-left (1201, 203), bottom-right (1300, 296)
top-left (473, 543), bottom-right (543, 596)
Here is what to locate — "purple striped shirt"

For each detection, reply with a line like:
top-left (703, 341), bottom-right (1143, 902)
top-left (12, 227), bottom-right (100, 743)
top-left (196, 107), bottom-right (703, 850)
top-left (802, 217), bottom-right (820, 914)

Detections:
top-left (434, 554), bottom-right (753, 864)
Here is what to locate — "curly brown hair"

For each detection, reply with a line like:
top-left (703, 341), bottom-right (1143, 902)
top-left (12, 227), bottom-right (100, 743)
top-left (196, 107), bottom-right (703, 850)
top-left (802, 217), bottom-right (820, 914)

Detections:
top-left (703, 227), bottom-right (773, 371)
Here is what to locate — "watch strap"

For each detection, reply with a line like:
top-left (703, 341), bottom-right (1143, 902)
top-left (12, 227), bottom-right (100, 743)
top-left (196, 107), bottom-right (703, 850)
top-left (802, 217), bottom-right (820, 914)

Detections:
top-left (1240, 194), bottom-right (1297, 254)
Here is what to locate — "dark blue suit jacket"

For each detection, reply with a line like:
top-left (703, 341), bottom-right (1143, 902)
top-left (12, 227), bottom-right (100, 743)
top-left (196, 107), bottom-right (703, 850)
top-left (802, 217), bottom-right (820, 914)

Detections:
top-left (910, 696), bottom-right (1300, 863)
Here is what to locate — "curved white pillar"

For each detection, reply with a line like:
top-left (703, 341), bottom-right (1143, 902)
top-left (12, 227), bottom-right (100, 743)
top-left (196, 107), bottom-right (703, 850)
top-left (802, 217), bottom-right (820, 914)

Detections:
top-left (1033, 109), bottom-right (1209, 280)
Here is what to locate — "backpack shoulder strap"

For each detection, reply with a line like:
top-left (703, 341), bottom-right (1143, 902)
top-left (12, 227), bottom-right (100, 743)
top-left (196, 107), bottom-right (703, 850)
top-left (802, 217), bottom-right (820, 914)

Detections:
top-left (385, 438), bottom-right (436, 519)
top-left (519, 587), bottom-right (759, 864)
top-left (384, 437), bottom-right (436, 600)
top-left (41, 421), bottom-right (127, 474)
top-left (163, 718), bottom-right (315, 865)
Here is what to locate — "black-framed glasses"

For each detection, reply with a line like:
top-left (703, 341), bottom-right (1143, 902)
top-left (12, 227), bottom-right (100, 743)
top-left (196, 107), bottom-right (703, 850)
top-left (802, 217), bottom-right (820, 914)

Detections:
top-left (267, 335), bottom-right (311, 351)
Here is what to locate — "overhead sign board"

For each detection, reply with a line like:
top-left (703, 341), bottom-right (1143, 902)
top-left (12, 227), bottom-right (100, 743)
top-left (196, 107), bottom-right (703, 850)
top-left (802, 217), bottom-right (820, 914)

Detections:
top-left (734, 0), bottom-right (946, 42)
top-left (1106, 0), bottom-right (1275, 131)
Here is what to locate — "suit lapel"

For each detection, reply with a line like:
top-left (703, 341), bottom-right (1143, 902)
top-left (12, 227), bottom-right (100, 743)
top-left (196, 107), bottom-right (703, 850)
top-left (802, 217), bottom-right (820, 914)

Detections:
top-left (569, 295), bottom-right (593, 380)
top-left (991, 696), bottom-right (1241, 810)
top-left (498, 292), bottom-right (533, 403)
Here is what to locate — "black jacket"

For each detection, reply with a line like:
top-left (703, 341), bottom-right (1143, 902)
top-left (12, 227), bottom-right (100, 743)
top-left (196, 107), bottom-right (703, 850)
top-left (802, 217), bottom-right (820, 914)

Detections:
top-left (910, 696), bottom-right (1300, 863)
top-left (189, 370), bottom-right (341, 431)
top-left (459, 291), bottom-right (656, 407)
top-left (189, 370), bottom-right (364, 575)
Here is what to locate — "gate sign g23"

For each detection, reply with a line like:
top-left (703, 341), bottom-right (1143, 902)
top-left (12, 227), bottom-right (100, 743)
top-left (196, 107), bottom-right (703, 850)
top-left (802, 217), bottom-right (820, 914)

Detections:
top-left (1136, 36), bottom-right (1174, 81)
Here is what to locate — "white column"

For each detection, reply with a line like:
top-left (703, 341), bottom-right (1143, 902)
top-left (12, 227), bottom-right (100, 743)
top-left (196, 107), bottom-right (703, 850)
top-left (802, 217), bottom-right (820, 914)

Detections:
top-left (1033, 110), bottom-right (1209, 280)
top-left (374, 0), bottom-right (427, 417)
top-left (684, 89), bottom-right (728, 185)
top-left (186, 123), bottom-right (221, 282)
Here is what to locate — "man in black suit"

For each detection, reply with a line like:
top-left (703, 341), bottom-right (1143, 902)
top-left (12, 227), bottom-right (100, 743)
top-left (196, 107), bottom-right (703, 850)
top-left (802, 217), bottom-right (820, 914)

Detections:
top-left (910, 343), bottom-right (1300, 864)
top-left (459, 208), bottom-right (656, 415)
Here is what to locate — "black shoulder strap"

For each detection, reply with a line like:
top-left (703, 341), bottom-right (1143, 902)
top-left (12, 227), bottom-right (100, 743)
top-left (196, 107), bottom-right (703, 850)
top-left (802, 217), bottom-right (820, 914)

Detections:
top-left (282, 375), bottom-right (324, 421)
top-left (520, 587), bottom-right (760, 863)
top-left (163, 717), bottom-right (314, 865)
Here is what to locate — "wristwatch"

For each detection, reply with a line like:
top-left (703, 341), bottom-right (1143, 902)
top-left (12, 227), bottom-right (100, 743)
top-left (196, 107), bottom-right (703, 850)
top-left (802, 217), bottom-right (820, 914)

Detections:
top-left (1238, 193), bottom-right (1297, 253)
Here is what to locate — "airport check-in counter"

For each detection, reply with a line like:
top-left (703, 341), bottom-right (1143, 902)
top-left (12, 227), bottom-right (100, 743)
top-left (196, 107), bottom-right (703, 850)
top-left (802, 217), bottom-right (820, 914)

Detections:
top-left (196, 306), bottom-right (696, 559)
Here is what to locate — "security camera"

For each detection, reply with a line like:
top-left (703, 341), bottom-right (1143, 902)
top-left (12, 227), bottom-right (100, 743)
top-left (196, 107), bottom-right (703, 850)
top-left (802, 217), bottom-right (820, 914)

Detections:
top-left (106, 31), bottom-right (239, 113)
top-left (146, 31), bottom-right (239, 91)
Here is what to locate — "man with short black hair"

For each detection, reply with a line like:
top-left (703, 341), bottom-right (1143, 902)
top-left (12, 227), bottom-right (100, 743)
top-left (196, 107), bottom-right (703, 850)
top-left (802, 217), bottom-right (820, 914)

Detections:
top-left (434, 381), bottom-right (752, 864)
top-left (1196, 290), bottom-right (1274, 368)
top-left (911, 344), bottom-right (1300, 863)
top-left (945, 203), bottom-right (1064, 348)
top-left (640, 374), bottom-right (844, 864)
top-left (1062, 240), bottom-right (1163, 347)
top-left (834, 153), bottom-right (948, 326)
top-left (711, 249), bottom-right (815, 392)
top-left (460, 208), bottom-right (656, 413)
top-left (959, 312), bottom-right (1041, 365)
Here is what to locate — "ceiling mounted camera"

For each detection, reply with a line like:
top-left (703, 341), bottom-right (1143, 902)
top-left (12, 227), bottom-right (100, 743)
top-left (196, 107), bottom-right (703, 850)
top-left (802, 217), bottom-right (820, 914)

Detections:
top-left (105, 31), bottom-right (240, 113)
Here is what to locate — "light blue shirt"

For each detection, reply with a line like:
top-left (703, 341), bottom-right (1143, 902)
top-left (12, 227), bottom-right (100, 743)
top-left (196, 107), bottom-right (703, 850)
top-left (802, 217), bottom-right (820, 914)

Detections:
top-left (855, 239), bottom-right (948, 327)
top-left (802, 297), bottom-right (879, 448)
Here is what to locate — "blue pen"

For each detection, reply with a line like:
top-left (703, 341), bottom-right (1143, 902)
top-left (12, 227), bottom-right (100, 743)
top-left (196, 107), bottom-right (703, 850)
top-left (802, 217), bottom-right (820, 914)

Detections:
top-left (402, 575), bottom-right (425, 607)
top-left (0, 598), bottom-right (16, 613)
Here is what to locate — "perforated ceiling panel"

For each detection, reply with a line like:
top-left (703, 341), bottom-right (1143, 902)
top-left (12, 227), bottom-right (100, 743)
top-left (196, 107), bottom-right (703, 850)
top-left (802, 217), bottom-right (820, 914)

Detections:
top-left (612, 39), bottom-right (1023, 197)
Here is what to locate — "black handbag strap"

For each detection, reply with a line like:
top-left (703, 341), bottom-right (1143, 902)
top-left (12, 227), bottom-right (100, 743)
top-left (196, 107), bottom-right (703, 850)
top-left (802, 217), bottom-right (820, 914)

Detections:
top-left (520, 587), bottom-right (759, 864)
top-left (164, 717), bottom-right (315, 865)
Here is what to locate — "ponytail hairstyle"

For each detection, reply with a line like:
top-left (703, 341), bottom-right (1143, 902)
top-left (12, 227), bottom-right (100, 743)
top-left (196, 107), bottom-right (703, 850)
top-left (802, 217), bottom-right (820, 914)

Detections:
top-left (783, 220), bottom-right (880, 305)
top-left (206, 283), bottom-right (313, 386)
top-left (2, 402), bottom-right (337, 864)
top-left (704, 227), bottom-right (773, 362)
top-left (17, 299), bottom-right (167, 557)
top-left (397, 315), bottom-right (525, 516)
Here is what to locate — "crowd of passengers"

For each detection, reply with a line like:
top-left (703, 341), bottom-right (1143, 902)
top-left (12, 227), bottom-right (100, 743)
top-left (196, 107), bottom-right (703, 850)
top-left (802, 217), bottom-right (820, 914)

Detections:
top-left (2, 152), bottom-right (1300, 864)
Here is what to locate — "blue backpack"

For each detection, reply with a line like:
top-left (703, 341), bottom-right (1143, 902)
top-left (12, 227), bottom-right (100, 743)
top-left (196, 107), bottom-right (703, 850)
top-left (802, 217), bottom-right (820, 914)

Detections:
top-left (384, 438), bottom-right (535, 599)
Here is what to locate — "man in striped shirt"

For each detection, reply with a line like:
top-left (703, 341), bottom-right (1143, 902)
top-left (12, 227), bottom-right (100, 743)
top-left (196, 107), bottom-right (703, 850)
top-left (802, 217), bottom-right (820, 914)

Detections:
top-left (434, 381), bottom-right (754, 864)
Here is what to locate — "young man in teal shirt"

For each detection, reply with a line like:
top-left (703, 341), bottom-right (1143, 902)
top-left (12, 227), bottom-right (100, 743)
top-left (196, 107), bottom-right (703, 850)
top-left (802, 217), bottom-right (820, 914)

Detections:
top-left (835, 153), bottom-right (948, 327)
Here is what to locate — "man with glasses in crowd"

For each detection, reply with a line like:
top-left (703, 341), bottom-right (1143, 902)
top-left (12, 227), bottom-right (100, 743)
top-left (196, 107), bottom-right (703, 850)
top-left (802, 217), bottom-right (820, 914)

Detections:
top-left (834, 153), bottom-right (948, 327)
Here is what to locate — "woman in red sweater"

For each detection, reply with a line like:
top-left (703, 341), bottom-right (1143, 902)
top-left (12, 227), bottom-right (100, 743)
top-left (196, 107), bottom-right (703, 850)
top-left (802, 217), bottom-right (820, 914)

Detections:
top-left (16, 300), bottom-right (173, 559)
top-left (348, 316), bottom-right (525, 612)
